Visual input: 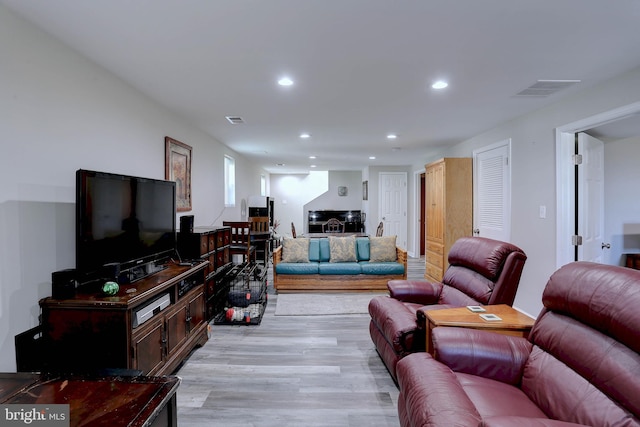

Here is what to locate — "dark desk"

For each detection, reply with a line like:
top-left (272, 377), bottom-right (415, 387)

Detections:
top-left (0, 373), bottom-right (179, 427)
top-left (302, 232), bottom-right (368, 238)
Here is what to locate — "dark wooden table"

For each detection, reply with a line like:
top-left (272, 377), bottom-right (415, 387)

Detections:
top-left (0, 373), bottom-right (179, 427)
top-left (626, 253), bottom-right (640, 270)
top-left (302, 232), bottom-right (368, 238)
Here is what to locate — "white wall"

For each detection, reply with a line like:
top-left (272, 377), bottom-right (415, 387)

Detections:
top-left (304, 171), bottom-right (363, 231)
top-left (0, 7), bottom-right (266, 371)
top-left (270, 171), bottom-right (364, 235)
top-left (604, 135), bottom-right (640, 266)
top-left (415, 67), bottom-right (640, 317)
top-left (269, 171), bottom-right (328, 237)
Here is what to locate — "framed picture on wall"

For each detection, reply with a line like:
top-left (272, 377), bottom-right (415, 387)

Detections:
top-left (362, 180), bottom-right (368, 200)
top-left (165, 136), bottom-right (192, 212)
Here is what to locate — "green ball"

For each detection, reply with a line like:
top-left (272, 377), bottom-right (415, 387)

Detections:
top-left (102, 281), bottom-right (119, 296)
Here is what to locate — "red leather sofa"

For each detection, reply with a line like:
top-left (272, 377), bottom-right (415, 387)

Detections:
top-left (396, 261), bottom-right (640, 427)
top-left (368, 237), bottom-right (527, 381)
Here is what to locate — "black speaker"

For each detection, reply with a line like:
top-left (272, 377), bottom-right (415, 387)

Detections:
top-left (102, 263), bottom-right (121, 281)
top-left (51, 269), bottom-right (78, 299)
top-left (180, 215), bottom-right (194, 234)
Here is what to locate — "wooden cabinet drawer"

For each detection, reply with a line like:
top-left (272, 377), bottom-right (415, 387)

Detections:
top-left (199, 235), bottom-right (209, 256)
top-left (207, 233), bottom-right (216, 252)
top-left (427, 241), bottom-right (444, 255)
top-left (216, 231), bottom-right (225, 249)
top-left (205, 253), bottom-right (214, 276)
top-left (214, 250), bottom-right (223, 270)
top-left (205, 277), bottom-right (216, 297)
top-left (425, 263), bottom-right (443, 282)
top-left (217, 228), bottom-right (231, 248)
top-left (426, 250), bottom-right (443, 268)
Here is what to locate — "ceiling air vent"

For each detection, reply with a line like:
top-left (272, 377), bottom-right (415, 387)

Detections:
top-left (225, 116), bottom-right (245, 124)
top-left (515, 80), bottom-right (581, 97)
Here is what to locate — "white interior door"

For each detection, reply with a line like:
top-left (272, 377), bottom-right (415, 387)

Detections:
top-left (555, 101), bottom-right (640, 268)
top-left (577, 132), bottom-right (605, 262)
top-left (379, 172), bottom-right (407, 248)
top-left (473, 140), bottom-right (511, 242)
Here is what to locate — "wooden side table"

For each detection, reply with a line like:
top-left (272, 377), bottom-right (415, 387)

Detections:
top-left (424, 304), bottom-right (535, 356)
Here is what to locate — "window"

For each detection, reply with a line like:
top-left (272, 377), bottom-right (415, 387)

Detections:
top-left (260, 175), bottom-right (266, 196)
top-left (224, 155), bottom-right (235, 207)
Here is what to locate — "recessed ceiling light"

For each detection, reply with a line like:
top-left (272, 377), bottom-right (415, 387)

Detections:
top-left (369, 156), bottom-right (376, 160)
top-left (309, 155), bottom-right (316, 159)
top-left (300, 133), bottom-right (311, 139)
top-left (278, 77), bottom-right (294, 86)
top-left (387, 134), bottom-right (397, 140)
top-left (432, 80), bottom-right (448, 89)
top-left (310, 165), bottom-right (317, 168)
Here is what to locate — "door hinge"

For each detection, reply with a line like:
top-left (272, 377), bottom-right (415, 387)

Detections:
top-left (572, 154), bottom-right (583, 165)
top-left (572, 235), bottom-right (583, 246)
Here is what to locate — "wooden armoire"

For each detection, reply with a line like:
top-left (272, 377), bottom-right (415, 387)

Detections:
top-left (424, 157), bottom-right (472, 281)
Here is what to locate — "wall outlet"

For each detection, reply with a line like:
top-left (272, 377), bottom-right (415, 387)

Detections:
top-left (539, 205), bottom-right (546, 219)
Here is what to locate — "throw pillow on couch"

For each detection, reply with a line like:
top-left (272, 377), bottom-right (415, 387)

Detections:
top-left (281, 237), bottom-right (310, 262)
top-left (369, 236), bottom-right (397, 262)
top-left (329, 235), bottom-right (357, 262)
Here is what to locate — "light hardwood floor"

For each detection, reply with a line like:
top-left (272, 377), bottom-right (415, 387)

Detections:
top-left (176, 257), bottom-right (425, 427)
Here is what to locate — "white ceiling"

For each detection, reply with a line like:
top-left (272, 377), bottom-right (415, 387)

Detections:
top-left (4, 0), bottom-right (640, 173)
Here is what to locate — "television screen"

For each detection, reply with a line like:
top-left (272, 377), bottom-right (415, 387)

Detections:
top-left (76, 169), bottom-right (176, 277)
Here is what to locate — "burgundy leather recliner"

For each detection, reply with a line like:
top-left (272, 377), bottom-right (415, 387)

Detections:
top-left (368, 237), bottom-right (527, 381)
top-left (396, 261), bottom-right (640, 427)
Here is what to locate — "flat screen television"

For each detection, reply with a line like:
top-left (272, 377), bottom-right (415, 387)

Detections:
top-left (76, 169), bottom-right (176, 280)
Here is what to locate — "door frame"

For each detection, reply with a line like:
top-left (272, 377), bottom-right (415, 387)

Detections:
top-left (413, 167), bottom-right (426, 258)
top-left (555, 101), bottom-right (640, 268)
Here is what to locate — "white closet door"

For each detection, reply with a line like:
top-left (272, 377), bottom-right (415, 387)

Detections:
top-left (473, 140), bottom-right (511, 242)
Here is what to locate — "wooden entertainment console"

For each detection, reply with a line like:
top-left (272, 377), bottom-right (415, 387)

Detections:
top-left (39, 261), bottom-right (209, 376)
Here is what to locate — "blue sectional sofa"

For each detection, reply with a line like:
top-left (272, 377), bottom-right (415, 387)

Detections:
top-left (273, 236), bottom-right (407, 292)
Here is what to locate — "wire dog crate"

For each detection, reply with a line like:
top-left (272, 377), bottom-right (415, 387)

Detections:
top-left (214, 262), bottom-right (268, 325)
